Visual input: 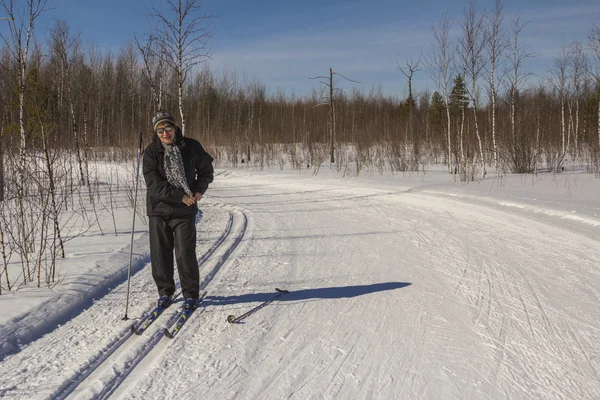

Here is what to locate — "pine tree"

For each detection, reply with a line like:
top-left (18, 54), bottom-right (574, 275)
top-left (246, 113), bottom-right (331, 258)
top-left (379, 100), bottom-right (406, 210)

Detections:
top-left (449, 74), bottom-right (469, 178)
top-left (449, 74), bottom-right (469, 112)
top-left (429, 91), bottom-right (446, 129)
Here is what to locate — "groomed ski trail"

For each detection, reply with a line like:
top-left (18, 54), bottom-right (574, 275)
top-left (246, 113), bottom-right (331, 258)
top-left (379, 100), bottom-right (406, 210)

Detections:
top-left (62, 205), bottom-right (248, 400)
top-left (3, 171), bottom-right (600, 400)
top-left (0, 204), bottom-right (246, 400)
top-left (127, 173), bottom-right (600, 400)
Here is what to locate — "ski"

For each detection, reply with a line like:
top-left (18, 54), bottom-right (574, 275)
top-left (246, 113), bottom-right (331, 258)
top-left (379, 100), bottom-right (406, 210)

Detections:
top-left (164, 291), bottom-right (208, 339)
top-left (130, 292), bottom-right (181, 335)
top-left (227, 288), bottom-right (289, 324)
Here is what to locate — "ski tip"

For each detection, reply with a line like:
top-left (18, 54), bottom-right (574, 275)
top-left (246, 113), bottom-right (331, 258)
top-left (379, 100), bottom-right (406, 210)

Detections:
top-left (130, 325), bottom-right (141, 335)
top-left (227, 315), bottom-right (236, 323)
top-left (275, 288), bottom-right (289, 293)
top-left (164, 328), bottom-right (174, 339)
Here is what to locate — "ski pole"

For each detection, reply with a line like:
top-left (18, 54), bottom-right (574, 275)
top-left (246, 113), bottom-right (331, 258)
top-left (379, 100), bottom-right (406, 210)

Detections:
top-left (123, 131), bottom-right (144, 320)
top-left (227, 288), bottom-right (289, 323)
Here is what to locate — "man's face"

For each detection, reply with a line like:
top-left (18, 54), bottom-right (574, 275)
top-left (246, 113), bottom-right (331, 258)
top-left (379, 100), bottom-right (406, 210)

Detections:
top-left (156, 123), bottom-right (175, 145)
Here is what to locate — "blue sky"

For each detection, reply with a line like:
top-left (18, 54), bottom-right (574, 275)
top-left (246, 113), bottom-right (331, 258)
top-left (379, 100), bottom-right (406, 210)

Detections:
top-left (3, 0), bottom-right (600, 98)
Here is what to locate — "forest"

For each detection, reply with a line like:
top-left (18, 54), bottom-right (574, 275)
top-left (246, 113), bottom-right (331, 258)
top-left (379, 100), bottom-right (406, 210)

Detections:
top-left (0, 0), bottom-right (599, 290)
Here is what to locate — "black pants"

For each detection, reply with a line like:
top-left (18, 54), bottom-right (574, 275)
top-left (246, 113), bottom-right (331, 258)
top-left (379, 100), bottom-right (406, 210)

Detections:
top-left (149, 215), bottom-right (199, 299)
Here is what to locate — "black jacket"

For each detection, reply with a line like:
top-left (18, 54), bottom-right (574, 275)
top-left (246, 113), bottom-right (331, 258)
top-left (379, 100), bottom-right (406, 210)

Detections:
top-left (143, 127), bottom-right (214, 217)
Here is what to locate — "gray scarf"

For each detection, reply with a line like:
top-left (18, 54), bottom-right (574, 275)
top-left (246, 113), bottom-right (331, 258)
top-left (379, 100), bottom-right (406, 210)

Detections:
top-left (162, 143), bottom-right (193, 196)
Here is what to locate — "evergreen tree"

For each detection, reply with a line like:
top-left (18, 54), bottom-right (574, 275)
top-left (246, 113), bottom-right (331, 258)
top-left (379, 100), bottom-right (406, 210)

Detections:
top-left (429, 91), bottom-right (445, 129)
top-left (583, 92), bottom-right (599, 140)
top-left (449, 74), bottom-right (469, 113)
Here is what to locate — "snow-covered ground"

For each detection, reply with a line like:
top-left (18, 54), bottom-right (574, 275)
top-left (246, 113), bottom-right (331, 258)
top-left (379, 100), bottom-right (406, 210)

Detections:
top-left (1, 165), bottom-right (600, 399)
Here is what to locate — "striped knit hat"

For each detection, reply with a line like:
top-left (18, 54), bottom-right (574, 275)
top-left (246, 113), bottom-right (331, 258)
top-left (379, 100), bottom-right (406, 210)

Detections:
top-left (152, 110), bottom-right (176, 131)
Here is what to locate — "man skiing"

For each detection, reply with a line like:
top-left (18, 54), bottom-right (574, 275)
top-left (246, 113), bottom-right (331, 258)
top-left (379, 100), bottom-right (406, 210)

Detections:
top-left (142, 110), bottom-right (214, 310)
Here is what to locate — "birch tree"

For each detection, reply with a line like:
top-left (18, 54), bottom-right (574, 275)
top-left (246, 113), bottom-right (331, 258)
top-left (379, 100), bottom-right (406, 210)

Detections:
top-left (550, 45), bottom-right (569, 158)
top-left (0, 0), bottom-right (49, 282)
top-left (0, 0), bottom-right (48, 168)
top-left (486, 0), bottom-right (505, 171)
top-left (49, 21), bottom-right (86, 184)
top-left (0, 110), bottom-right (4, 201)
top-left (588, 22), bottom-right (600, 153)
top-left (427, 13), bottom-right (454, 172)
top-left (148, 0), bottom-right (214, 136)
top-left (459, 0), bottom-right (488, 179)
top-left (507, 14), bottom-right (533, 172)
top-left (567, 41), bottom-right (587, 154)
top-left (135, 33), bottom-right (163, 110)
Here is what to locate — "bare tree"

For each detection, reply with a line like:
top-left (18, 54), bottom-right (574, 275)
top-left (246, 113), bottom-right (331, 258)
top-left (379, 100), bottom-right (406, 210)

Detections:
top-left (28, 66), bottom-right (66, 259)
top-left (120, 42), bottom-right (139, 135)
top-left (459, 0), bottom-right (488, 178)
top-left (398, 55), bottom-right (422, 166)
top-left (50, 21), bottom-right (104, 235)
top-left (506, 13), bottom-right (534, 171)
top-left (0, 0), bottom-right (49, 282)
top-left (148, 0), bottom-right (214, 136)
top-left (0, 207), bottom-right (14, 292)
top-left (0, 107), bottom-right (4, 201)
top-left (588, 22), bottom-right (600, 152)
top-left (0, 0), bottom-right (48, 164)
top-left (134, 33), bottom-right (163, 110)
top-left (550, 44), bottom-right (569, 157)
top-left (567, 41), bottom-right (587, 154)
top-left (486, 0), bottom-right (505, 171)
top-left (310, 67), bottom-right (360, 164)
top-left (426, 12), bottom-right (454, 172)
top-left (49, 21), bottom-right (85, 184)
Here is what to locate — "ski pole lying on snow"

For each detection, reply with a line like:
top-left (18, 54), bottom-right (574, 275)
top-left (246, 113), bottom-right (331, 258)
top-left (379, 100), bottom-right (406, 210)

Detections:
top-left (227, 288), bottom-right (289, 323)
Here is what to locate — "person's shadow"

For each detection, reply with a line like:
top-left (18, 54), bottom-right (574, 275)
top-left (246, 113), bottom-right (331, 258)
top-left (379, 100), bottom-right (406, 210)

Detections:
top-left (206, 282), bottom-right (412, 307)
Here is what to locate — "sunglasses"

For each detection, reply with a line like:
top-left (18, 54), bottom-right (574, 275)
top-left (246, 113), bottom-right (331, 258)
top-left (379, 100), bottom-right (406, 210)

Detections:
top-left (156, 126), bottom-right (174, 134)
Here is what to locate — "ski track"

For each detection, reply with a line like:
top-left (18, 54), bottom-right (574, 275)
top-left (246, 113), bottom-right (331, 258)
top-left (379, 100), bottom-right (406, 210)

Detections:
top-left (2, 173), bottom-right (600, 399)
top-left (105, 175), bottom-right (600, 400)
top-left (99, 206), bottom-right (248, 400)
top-left (405, 192), bottom-right (600, 400)
top-left (0, 204), bottom-right (238, 400)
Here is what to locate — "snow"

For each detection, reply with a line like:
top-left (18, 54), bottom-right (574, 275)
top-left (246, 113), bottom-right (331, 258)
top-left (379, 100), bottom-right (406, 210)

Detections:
top-left (1, 165), bottom-right (600, 399)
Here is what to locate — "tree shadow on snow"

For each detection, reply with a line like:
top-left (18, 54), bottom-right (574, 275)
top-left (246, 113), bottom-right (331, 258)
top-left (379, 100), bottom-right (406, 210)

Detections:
top-left (206, 282), bottom-right (411, 307)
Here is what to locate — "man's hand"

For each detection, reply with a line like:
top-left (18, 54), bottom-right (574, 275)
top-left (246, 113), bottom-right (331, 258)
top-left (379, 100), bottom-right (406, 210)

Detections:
top-left (194, 192), bottom-right (203, 201)
top-left (182, 195), bottom-right (195, 206)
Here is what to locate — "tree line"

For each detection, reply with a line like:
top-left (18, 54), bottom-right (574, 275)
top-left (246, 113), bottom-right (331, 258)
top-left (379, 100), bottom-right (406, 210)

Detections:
top-left (0, 0), bottom-right (599, 291)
